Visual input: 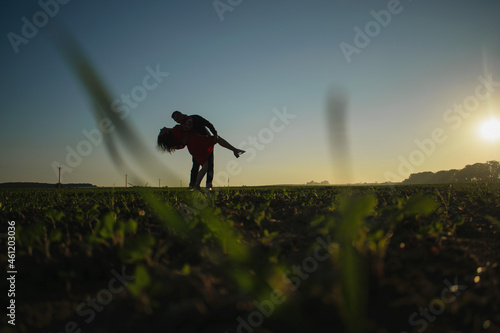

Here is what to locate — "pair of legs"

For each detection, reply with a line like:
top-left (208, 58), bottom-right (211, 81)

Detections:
top-left (190, 152), bottom-right (214, 189)
top-left (193, 136), bottom-right (245, 189)
top-left (195, 162), bottom-right (211, 189)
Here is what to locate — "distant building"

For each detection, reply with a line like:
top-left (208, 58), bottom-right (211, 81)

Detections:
top-left (306, 180), bottom-right (330, 185)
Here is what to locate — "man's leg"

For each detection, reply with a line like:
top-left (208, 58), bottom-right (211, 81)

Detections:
top-left (189, 157), bottom-right (200, 188)
top-left (206, 151), bottom-right (214, 189)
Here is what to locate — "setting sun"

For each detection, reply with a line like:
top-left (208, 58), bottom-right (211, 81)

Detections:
top-left (478, 117), bottom-right (500, 142)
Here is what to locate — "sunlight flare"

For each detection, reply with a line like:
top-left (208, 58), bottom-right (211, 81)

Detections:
top-left (478, 117), bottom-right (500, 142)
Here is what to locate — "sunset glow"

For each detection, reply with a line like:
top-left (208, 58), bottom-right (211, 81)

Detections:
top-left (479, 117), bottom-right (500, 142)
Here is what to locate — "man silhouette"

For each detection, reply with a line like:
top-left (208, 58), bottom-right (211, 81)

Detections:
top-left (172, 111), bottom-right (216, 190)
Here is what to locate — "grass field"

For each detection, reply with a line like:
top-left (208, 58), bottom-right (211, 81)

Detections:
top-left (1, 184), bottom-right (499, 333)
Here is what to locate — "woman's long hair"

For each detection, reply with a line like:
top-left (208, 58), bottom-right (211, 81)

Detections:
top-left (157, 128), bottom-right (179, 153)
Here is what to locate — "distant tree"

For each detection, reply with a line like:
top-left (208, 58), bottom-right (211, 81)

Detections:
top-left (403, 161), bottom-right (499, 184)
top-left (487, 160), bottom-right (500, 181)
top-left (404, 171), bottom-right (434, 184)
top-left (457, 163), bottom-right (490, 182)
top-left (434, 169), bottom-right (457, 183)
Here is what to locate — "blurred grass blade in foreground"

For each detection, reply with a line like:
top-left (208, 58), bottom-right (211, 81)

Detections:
top-left (326, 88), bottom-right (352, 184)
top-left (56, 31), bottom-right (179, 185)
top-left (338, 194), bottom-right (377, 333)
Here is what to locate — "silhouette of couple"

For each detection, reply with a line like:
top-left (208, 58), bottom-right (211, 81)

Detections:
top-left (157, 111), bottom-right (245, 190)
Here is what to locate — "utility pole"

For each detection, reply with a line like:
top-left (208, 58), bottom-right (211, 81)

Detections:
top-left (58, 165), bottom-right (62, 188)
top-left (125, 174), bottom-right (128, 188)
top-left (159, 178), bottom-right (161, 187)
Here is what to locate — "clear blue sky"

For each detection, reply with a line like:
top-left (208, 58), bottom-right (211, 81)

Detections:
top-left (1, 0), bottom-right (500, 187)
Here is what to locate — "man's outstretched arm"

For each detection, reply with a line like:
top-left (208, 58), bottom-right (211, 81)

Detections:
top-left (198, 116), bottom-right (218, 136)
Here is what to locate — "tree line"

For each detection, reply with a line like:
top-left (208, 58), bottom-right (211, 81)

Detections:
top-left (403, 161), bottom-right (500, 184)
